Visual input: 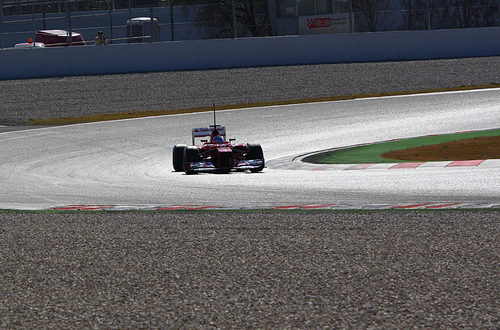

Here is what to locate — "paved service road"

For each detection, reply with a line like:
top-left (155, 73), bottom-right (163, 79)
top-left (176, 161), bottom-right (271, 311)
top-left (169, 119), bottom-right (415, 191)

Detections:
top-left (0, 88), bottom-right (499, 209)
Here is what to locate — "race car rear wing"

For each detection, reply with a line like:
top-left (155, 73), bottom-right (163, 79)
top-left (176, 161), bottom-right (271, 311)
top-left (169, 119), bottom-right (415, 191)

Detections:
top-left (192, 126), bottom-right (226, 145)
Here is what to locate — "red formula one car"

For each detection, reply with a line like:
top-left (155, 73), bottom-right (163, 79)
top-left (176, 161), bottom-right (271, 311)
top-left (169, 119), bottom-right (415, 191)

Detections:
top-left (172, 125), bottom-right (265, 174)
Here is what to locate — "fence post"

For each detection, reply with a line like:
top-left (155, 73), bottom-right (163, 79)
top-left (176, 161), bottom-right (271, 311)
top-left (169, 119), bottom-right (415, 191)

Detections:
top-left (498, 0), bottom-right (500, 26)
top-left (170, 0), bottom-right (174, 41)
top-left (31, 0), bottom-right (35, 44)
top-left (150, 7), bottom-right (154, 42)
top-left (349, 0), bottom-right (353, 33)
top-left (108, 0), bottom-right (113, 43)
top-left (66, 0), bottom-right (72, 46)
top-left (295, 0), bottom-right (299, 34)
top-left (232, 0), bottom-right (237, 38)
top-left (426, 0), bottom-right (431, 30)
top-left (0, 0), bottom-right (3, 48)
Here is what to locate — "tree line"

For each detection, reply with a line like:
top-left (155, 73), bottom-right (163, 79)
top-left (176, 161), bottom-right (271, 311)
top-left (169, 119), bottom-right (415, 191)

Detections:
top-left (356, 0), bottom-right (498, 32)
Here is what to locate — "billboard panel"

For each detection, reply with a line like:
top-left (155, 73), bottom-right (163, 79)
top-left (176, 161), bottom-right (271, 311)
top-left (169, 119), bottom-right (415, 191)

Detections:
top-left (299, 14), bottom-right (351, 35)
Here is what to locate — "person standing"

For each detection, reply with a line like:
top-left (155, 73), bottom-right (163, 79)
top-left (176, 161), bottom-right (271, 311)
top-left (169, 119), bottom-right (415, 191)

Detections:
top-left (94, 31), bottom-right (107, 45)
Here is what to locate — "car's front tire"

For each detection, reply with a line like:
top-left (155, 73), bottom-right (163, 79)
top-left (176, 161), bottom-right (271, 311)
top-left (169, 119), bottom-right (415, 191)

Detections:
top-left (246, 144), bottom-right (265, 173)
top-left (183, 146), bottom-right (202, 175)
top-left (172, 144), bottom-right (187, 172)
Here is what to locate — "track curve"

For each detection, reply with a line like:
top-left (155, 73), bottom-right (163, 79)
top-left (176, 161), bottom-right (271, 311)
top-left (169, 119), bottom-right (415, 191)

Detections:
top-left (0, 89), bottom-right (499, 210)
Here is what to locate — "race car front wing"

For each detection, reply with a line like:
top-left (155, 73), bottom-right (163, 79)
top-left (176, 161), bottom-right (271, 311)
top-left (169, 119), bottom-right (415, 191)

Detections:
top-left (187, 159), bottom-right (264, 172)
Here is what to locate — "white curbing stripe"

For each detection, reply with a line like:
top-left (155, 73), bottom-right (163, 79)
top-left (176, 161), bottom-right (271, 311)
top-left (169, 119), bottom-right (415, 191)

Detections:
top-left (418, 161), bottom-right (453, 168)
top-left (366, 163), bottom-right (397, 170)
top-left (479, 159), bottom-right (500, 168)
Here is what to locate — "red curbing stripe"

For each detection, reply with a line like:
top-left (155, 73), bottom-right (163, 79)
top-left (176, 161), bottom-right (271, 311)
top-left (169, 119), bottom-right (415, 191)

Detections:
top-left (184, 206), bottom-right (217, 210)
top-left (390, 162), bottom-right (425, 169)
top-left (53, 206), bottom-right (82, 210)
top-left (393, 203), bottom-right (430, 209)
top-left (426, 203), bottom-right (462, 209)
top-left (345, 164), bottom-right (375, 170)
top-left (446, 160), bottom-right (485, 167)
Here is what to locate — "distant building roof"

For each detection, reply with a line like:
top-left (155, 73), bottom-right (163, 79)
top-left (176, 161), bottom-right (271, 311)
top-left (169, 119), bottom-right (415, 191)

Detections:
top-left (127, 17), bottom-right (159, 23)
top-left (14, 42), bottom-right (45, 48)
top-left (36, 30), bottom-right (82, 37)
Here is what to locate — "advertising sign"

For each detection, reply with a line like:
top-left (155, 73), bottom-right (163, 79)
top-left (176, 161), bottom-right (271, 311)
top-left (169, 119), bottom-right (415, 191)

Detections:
top-left (299, 14), bottom-right (351, 35)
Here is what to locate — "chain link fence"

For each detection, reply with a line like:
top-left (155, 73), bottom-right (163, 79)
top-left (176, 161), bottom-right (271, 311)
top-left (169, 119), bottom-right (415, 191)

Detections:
top-left (1, 0), bottom-right (498, 49)
top-left (353, 0), bottom-right (499, 32)
top-left (0, 0), bottom-right (273, 48)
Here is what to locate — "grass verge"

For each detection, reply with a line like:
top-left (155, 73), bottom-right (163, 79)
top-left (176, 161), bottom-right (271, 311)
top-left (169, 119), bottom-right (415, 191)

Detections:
top-left (303, 128), bottom-right (500, 164)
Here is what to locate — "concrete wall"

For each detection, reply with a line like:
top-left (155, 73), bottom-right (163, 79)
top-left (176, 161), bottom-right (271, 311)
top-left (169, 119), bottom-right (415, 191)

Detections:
top-left (1, 27), bottom-right (499, 80)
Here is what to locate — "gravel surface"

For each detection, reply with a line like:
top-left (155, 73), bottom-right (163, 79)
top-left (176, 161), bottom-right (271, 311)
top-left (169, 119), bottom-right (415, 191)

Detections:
top-left (1, 56), bottom-right (500, 125)
top-left (0, 211), bottom-right (498, 328)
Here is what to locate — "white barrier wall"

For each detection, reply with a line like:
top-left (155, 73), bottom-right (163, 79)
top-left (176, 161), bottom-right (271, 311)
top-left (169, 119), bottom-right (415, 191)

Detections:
top-left (1, 27), bottom-right (499, 80)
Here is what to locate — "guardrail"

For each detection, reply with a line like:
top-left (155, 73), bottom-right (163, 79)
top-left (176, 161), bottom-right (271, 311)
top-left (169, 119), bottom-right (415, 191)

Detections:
top-left (0, 26), bottom-right (499, 80)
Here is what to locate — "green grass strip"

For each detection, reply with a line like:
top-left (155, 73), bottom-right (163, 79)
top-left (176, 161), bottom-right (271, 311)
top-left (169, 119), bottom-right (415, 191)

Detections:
top-left (304, 128), bottom-right (500, 164)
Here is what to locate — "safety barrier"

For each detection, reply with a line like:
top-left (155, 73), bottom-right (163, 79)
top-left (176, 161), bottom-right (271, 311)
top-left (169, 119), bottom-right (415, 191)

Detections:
top-left (0, 27), bottom-right (499, 80)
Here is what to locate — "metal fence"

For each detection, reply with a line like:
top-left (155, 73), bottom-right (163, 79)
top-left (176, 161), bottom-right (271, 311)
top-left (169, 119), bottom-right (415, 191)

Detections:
top-left (1, 0), bottom-right (499, 49)
top-left (0, 0), bottom-right (274, 48)
top-left (351, 1), bottom-right (500, 32)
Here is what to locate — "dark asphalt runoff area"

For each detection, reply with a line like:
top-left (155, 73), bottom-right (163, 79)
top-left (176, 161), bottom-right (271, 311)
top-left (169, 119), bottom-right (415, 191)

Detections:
top-left (0, 57), bottom-right (499, 327)
top-left (0, 211), bottom-right (498, 328)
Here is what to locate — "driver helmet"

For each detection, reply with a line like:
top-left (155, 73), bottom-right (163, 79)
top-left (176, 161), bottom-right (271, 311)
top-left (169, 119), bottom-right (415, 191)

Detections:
top-left (211, 135), bottom-right (223, 143)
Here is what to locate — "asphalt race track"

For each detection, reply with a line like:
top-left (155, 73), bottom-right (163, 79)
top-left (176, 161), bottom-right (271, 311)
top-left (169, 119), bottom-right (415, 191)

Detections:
top-left (0, 88), bottom-right (499, 210)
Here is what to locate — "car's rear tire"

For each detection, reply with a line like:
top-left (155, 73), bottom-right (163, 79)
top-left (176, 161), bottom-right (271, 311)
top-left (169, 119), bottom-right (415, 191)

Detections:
top-left (246, 144), bottom-right (265, 173)
top-left (172, 144), bottom-right (187, 172)
top-left (183, 146), bottom-right (202, 174)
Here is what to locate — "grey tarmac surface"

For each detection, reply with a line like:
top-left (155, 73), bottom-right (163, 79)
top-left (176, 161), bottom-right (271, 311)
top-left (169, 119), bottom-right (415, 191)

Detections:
top-left (0, 211), bottom-right (498, 328)
top-left (1, 56), bottom-right (500, 125)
